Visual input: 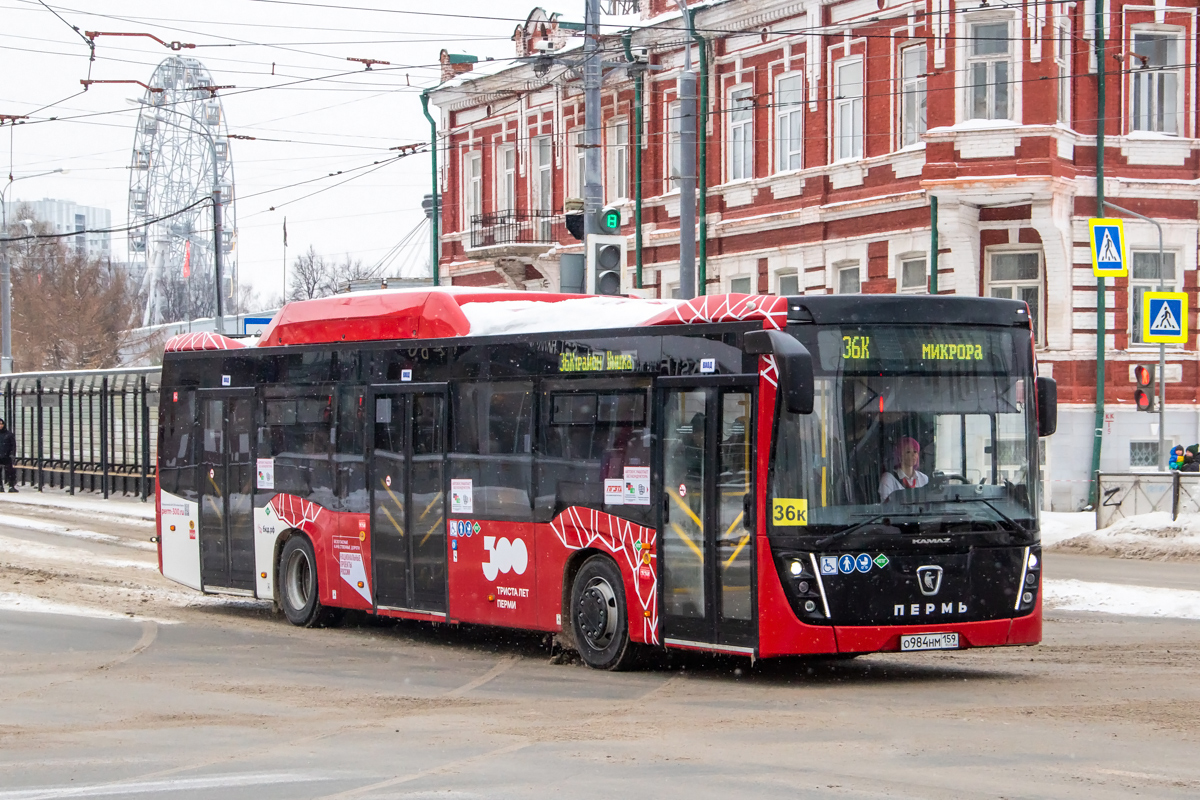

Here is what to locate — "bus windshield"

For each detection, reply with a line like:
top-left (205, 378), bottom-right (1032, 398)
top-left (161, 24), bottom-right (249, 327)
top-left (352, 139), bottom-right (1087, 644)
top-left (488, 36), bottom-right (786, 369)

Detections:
top-left (771, 324), bottom-right (1038, 543)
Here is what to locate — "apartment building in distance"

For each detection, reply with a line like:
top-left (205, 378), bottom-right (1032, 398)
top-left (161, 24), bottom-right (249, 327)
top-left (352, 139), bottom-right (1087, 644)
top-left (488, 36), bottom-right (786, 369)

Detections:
top-left (426, 0), bottom-right (1199, 510)
top-left (18, 197), bottom-right (113, 262)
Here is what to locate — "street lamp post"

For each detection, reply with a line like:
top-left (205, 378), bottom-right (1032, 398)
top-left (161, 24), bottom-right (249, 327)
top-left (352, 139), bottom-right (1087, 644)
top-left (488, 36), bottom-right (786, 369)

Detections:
top-left (130, 98), bottom-right (226, 334)
top-left (0, 168), bottom-right (67, 374)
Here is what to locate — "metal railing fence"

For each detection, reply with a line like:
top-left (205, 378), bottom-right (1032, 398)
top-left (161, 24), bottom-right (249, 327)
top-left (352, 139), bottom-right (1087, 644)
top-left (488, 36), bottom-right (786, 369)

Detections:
top-left (1, 367), bottom-right (161, 500)
top-left (1095, 471), bottom-right (1200, 529)
top-left (469, 209), bottom-right (563, 248)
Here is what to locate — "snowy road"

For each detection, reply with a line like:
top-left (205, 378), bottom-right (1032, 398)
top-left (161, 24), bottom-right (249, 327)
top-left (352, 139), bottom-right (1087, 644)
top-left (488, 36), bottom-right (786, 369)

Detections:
top-left (1, 491), bottom-right (1200, 798)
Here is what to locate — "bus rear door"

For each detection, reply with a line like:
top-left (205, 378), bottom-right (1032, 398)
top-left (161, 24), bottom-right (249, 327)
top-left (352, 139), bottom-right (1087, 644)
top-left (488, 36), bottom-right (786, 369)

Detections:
top-left (197, 389), bottom-right (257, 594)
top-left (369, 385), bottom-right (448, 615)
top-left (657, 377), bottom-right (757, 655)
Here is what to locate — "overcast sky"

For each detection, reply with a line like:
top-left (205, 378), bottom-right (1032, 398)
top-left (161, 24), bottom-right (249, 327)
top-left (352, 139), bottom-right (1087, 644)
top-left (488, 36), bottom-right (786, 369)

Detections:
top-left (0, 0), bottom-right (557, 307)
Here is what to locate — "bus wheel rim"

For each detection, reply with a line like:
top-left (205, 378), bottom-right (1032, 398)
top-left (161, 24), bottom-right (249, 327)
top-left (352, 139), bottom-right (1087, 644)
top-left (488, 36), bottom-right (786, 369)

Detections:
top-left (285, 549), bottom-right (312, 611)
top-left (578, 575), bottom-right (618, 650)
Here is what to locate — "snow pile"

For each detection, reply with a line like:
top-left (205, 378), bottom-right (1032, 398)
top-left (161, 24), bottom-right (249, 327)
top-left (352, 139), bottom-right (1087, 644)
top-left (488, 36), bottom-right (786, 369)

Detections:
top-left (1051, 512), bottom-right (1200, 561)
top-left (0, 592), bottom-right (176, 624)
top-left (0, 489), bottom-right (154, 523)
top-left (1039, 511), bottom-right (1098, 546)
top-left (0, 513), bottom-right (155, 551)
top-left (1044, 579), bottom-right (1200, 620)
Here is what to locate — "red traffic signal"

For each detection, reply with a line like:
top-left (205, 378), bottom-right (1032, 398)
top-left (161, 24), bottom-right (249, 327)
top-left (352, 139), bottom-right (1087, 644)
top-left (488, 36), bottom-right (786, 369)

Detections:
top-left (1133, 364), bottom-right (1155, 413)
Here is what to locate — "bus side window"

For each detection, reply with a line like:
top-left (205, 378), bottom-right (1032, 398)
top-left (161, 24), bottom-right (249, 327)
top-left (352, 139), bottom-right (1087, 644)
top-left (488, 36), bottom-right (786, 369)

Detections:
top-left (260, 393), bottom-right (334, 505)
top-left (335, 387), bottom-right (368, 513)
top-left (536, 384), bottom-right (652, 524)
top-left (450, 381), bottom-right (533, 520)
top-left (159, 389), bottom-right (196, 501)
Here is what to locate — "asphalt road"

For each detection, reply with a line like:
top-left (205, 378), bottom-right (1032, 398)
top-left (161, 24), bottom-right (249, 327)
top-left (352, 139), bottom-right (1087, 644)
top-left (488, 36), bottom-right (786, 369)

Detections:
top-left (1, 500), bottom-right (1199, 798)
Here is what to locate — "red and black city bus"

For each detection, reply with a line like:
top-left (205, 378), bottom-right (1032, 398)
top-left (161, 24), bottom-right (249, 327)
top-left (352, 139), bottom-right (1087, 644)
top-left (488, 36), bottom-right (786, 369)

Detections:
top-left (156, 290), bottom-right (1056, 669)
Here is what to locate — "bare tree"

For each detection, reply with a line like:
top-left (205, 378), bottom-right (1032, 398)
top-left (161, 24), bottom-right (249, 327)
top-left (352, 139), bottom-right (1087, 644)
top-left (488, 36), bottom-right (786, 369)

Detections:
top-left (331, 254), bottom-right (374, 287)
top-left (5, 210), bottom-right (138, 371)
top-left (287, 245), bottom-right (334, 301)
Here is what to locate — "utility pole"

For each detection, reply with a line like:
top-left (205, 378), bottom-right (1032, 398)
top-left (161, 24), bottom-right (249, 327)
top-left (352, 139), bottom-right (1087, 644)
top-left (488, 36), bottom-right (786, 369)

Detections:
top-left (1088, 3), bottom-right (1106, 507)
top-left (583, 0), bottom-right (603, 263)
top-left (676, 0), bottom-right (697, 300)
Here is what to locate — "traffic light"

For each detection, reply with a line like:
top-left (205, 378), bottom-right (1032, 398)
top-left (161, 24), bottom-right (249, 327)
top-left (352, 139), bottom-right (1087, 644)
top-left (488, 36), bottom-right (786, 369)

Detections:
top-left (586, 234), bottom-right (626, 295)
top-left (564, 212), bottom-right (584, 241)
top-left (1134, 364), bottom-right (1155, 412)
top-left (597, 204), bottom-right (621, 234)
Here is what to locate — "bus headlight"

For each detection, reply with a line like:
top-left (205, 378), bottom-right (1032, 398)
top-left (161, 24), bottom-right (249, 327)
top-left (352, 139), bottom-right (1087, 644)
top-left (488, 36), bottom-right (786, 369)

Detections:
top-left (776, 552), bottom-right (828, 623)
top-left (1016, 546), bottom-right (1041, 612)
top-left (789, 560), bottom-right (804, 576)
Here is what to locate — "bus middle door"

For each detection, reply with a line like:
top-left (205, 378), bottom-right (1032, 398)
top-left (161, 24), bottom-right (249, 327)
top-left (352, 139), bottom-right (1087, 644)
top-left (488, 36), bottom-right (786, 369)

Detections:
top-left (657, 377), bottom-right (756, 654)
top-left (369, 385), bottom-right (448, 615)
top-left (198, 389), bottom-right (256, 594)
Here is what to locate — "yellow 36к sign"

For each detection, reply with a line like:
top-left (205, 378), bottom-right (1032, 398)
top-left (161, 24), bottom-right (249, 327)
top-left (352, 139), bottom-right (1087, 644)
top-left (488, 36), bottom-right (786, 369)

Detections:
top-left (772, 498), bottom-right (808, 526)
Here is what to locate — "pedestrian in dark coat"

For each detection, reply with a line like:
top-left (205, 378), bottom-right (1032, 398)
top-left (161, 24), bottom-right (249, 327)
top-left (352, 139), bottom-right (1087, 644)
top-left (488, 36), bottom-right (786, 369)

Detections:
top-left (0, 418), bottom-right (16, 492)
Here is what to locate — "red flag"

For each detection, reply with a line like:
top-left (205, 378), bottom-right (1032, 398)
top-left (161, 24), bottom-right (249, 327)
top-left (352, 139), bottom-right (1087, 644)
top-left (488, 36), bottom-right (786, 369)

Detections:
top-left (183, 241), bottom-right (191, 278)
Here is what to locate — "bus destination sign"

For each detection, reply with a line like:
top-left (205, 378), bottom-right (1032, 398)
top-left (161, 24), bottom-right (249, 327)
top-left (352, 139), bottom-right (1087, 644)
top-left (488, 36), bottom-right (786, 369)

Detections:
top-left (559, 350), bottom-right (637, 373)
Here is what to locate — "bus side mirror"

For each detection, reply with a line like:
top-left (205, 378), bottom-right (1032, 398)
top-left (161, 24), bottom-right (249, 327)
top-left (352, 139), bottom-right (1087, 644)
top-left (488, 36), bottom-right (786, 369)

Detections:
top-left (1036, 376), bottom-right (1057, 437)
top-left (744, 330), bottom-right (814, 415)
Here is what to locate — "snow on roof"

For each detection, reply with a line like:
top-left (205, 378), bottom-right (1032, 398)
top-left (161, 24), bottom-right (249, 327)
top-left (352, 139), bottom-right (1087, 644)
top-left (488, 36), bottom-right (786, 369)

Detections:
top-left (460, 295), bottom-right (682, 336)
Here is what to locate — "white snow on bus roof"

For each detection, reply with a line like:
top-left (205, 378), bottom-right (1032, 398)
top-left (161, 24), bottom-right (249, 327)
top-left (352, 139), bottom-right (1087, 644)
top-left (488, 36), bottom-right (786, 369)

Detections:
top-left (460, 296), bottom-right (682, 337)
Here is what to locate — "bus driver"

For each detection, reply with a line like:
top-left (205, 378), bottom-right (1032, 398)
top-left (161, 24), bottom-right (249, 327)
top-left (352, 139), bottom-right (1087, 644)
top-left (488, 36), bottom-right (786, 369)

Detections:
top-left (879, 436), bottom-right (928, 502)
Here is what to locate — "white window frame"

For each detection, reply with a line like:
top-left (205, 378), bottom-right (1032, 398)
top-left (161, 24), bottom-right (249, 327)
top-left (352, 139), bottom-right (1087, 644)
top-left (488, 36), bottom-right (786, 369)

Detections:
top-left (496, 144), bottom-right (516, 214)
top-left (1128, 28), bottom-right (1183, 136)
top-left (1054, 17), bottom-right (1071, 125)
top-left (463, 151), bottom-right (482, 227)
top-left (569, 129), bottom-right (586, 199)
top-left (898, 254), bottom-right (928, 294)
top-left (986, 248), bottom-right (1043, 345)
top-left (1129, 249), bottom-right (1182, 347)
top-left (775, 73), bottom-right (804, 173)
top-left (532, 135), bottom-right (553, 213)
top-left (729, 276), bottom-right (754, 295)
top-left (607, 118), bottom-right (630, 199)
top-left (900, 44), bottom-right (927, 147)
top-left (835, 260), bottom-right (861, 294)
top-left (965, 19), bottom-right (1013, 121)
top-left (776, 271), bottom-right (800, 296)
top-left (727, 86), bottom-right (754, 182)
top-left (666, 100), bottom-right (681, 191)
top-left (833, 57), bottom-right (864, 161)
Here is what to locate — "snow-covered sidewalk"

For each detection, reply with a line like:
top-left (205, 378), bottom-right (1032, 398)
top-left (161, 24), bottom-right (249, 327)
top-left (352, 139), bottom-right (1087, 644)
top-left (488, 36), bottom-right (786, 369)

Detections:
top-left (1043, 510), bottom-right (1200, 561)
top-left (0, 486), bottom-right (154, 523)
top-left (1044, 580), bottom-right (1200, 621)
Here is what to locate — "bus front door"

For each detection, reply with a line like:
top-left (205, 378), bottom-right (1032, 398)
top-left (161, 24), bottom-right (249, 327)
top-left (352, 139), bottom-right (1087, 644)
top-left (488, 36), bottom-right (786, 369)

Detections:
top-left (369, 386), bottom-right (448, 614)
top-left (198, 390), bottom-right (256, 593)
top-left (658, 380), bottom-right (756, 654)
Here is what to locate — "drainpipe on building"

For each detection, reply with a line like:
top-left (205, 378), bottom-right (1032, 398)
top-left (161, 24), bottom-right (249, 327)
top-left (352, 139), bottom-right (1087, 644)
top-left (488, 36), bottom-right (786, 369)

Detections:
top-left (420, 90), bottom-right (440, 287)
top-left (929, 196), bottom-right (938, 294)
top-left (623, 32), bottom-right (644, 288)
top-left (691, 10), bottom-right (708, 295)
top-left (1088, 4), bottom-right (1106, 508)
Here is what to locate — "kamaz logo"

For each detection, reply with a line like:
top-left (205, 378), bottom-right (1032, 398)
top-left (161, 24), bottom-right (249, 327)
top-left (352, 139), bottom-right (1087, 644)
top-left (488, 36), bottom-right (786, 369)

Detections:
top-left (917, 565), bottom-right (944, 596)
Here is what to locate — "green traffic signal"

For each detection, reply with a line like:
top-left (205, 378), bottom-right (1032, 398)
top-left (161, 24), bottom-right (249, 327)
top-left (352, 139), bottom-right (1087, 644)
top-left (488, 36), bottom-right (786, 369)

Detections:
top-left (598, 206), bottom-right (620, 234)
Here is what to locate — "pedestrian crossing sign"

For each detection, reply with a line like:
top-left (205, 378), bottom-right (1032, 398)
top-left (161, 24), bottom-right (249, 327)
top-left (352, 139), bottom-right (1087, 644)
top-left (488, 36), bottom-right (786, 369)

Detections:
top-left (1143, 291), bottom-right (1188, 344)
top-left (1089, 218), bottom-right (1127, 277)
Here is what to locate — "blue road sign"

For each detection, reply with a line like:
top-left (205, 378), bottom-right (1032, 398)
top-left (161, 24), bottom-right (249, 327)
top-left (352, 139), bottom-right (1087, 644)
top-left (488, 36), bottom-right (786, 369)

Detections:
top-left (1088, 218), bottom-right (1127, 277)
top-left (839, 554), bottom-right (855, 574)
top-left (1144, 291), bottom-right (1188, 344)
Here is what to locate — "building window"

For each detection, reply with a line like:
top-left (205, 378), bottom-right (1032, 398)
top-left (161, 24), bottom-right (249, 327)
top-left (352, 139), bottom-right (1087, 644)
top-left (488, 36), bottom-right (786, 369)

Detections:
top-left (1130, 32), bottom-right (1181, 135)
top-left (775, 75), bottom-right (804, 172)
top-left (729, 276), bottom-right (752, 295)
top-left (967, 21), bottom-right (1011, 120)
top-left (899, 256), bottom-right (927, 293)
top-left (836, 261), bottom-right (861, 294)
top-left (900, 45), bottom-right (927, 146)
top-left (988, 250), bottom-right (1041, 342)
top-left (833, 58), bottom-right (863, 160)
top-left (667, 100), bottom-right (681, 189)
top-left (777, 273), bottom-right (800, 296)
top-left (1130, 441), bottom-right (1160, 469)
top-left (496, 145), bottom-right (515, 212)
top-left (1055, 19), bottom-right (1071, 124)
top-left (1130, 251), bottom-right (1178, 345)
top-left (570, 129), bottom-right (585, 199)
top-left (608, 119), bottom-right (629, 199)
top-left (463, 151), bottom-right (482, 224)
top-left (728, 87), bottom-right (753, 181)
top-left (533, 136), bottom-right (552, 213)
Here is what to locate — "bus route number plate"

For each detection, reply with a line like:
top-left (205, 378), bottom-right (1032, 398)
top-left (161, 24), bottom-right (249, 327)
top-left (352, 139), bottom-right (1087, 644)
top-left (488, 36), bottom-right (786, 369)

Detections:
top-left (900, 632), bottom-right (959, 652)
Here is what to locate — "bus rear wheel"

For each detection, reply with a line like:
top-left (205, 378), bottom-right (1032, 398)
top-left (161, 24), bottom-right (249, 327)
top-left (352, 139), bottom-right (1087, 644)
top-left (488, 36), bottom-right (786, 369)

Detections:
top-left (279, 536), bottom-right (330, 628)
top-left (571, 555), bottom-right (637, 671)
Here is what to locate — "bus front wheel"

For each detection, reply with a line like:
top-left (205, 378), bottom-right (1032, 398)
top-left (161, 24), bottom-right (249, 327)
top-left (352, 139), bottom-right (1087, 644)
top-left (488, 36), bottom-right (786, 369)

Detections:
top-left (570, 555), bottom-right (637, 671)
top-left (279, 536), bottom-right (329, 628)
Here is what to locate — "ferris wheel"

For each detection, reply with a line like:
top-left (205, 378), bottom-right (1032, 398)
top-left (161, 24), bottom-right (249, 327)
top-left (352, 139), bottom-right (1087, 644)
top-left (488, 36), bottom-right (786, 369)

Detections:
top-left (127, 56), bottom-right (237, 327)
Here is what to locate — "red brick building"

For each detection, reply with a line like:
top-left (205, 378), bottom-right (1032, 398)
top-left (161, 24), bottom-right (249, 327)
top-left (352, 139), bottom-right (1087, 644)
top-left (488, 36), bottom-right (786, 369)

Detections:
top-left (427, 0), bottom-right (1199, 509)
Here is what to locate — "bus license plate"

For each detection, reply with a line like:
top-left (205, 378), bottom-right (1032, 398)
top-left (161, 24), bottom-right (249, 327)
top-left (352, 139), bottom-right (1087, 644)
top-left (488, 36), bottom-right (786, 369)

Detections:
top-left (900, 633), bottom-right (959, 652)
